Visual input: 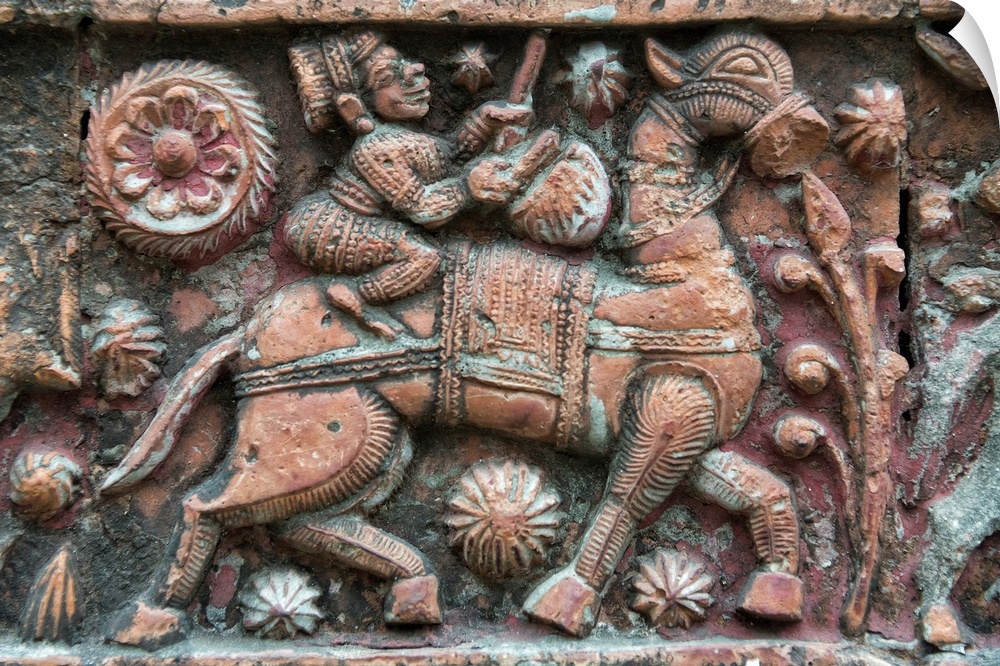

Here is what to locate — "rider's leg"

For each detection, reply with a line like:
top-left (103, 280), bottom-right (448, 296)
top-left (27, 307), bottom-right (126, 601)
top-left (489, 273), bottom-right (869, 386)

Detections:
top-left (523, 373), bottom-right (715, 636)
top-left (358, 232), bottom-right (441, 304)
top-left (327, 229), bottom-right (440, 339)
top-left (688, 449), bottom-right (803, 621)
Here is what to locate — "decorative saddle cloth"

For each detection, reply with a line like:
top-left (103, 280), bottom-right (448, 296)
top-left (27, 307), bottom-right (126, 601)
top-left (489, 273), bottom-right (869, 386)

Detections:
top-left (435, 241), bottom-right (595, 448)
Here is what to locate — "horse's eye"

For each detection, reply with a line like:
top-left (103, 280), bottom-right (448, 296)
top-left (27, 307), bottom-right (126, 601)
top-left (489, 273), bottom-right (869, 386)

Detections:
top-left (723, 56), bottom-right (765, 77)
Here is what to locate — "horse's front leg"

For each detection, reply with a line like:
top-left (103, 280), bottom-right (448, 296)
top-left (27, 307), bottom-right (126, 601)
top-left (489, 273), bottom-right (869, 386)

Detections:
top-left (523, 373), bottom-right (716, 636)
top-left (688, 449), bottom-right (803, 621)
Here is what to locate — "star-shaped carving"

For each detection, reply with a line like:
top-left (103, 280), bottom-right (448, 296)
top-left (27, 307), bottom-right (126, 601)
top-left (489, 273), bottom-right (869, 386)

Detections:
top-left (447, 42), bottom-right (497, 95)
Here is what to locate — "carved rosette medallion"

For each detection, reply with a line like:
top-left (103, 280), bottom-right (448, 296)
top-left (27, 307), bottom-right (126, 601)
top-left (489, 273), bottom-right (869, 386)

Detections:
top-left (238, 567), bottom-right (323, 639)
top-left (444, 460), bottom-right (564, 578)
top-left (85, 61), bottom-right (277, 261)
top-left (630, 548), bottom-right (715, 629)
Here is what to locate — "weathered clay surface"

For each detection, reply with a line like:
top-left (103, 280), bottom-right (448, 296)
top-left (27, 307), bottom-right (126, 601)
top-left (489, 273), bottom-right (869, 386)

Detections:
top-left (0, 2), bottom-right (998, 664)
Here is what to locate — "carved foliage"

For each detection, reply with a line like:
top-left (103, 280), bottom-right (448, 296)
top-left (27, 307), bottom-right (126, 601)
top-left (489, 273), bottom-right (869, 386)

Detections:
top-left (915, 24), bottom-right (989, 91)
top-left (85, 61), bottom-right (277, 261)
top-left (772, 172), bottom-right (908, 635)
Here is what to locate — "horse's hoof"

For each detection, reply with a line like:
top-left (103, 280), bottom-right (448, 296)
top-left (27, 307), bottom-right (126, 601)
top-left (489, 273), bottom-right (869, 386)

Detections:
top-left (105, 601), bottom-right (187, 651)
top-left (737, 570), bottom-right (803, 622)
top-left (922, 603), bottom-right (968, 652)
top-left (522, 568), bottom-right (600, 637)
top-left (384, 575), bottom-right (442, 625)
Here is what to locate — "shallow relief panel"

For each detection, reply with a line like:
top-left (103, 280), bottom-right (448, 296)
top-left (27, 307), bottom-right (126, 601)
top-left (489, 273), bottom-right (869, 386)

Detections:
top-left (0, 3), bottom-right (999, 663)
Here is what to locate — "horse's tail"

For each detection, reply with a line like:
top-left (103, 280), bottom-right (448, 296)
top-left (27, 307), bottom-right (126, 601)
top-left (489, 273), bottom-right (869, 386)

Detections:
top-left (100, 329), bottom-right (244, 495)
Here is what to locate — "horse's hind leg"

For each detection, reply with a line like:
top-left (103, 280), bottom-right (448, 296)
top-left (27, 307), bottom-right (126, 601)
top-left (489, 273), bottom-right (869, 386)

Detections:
top-left (275, 514), bottom-right (442, 625)
top-left (688, 449), bottom-right (803, 622)
top-left (523, 374), bottom-right (715, 636)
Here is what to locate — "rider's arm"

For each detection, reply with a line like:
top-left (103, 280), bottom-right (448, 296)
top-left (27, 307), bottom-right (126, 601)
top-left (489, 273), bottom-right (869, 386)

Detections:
top-left (351, 136), bottom-right (470, 230)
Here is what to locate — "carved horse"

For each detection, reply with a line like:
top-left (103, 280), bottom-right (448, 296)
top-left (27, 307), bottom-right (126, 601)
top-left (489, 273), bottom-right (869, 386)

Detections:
top-left (101, 31), bottom-right (828, 646)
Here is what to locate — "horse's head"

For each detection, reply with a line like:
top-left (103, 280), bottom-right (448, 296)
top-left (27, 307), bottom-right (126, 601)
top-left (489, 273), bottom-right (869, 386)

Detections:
top-left (645, 31), bottom-right (829, 178)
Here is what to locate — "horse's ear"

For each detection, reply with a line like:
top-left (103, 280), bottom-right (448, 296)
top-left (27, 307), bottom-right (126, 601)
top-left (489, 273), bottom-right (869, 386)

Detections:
top-left (645, 38), bottom-right (685, 90)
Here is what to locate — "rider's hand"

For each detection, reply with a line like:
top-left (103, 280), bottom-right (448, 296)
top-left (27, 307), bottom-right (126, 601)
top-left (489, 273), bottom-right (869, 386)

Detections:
top-left (466, 158), bottom-right (522, 205)
top-left (479, 102), bottom-right (534, 130)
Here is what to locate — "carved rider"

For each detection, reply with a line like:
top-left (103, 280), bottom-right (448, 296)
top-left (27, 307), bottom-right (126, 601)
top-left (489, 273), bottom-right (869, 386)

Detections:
top-left (285, 32), bottom-right (536, 332)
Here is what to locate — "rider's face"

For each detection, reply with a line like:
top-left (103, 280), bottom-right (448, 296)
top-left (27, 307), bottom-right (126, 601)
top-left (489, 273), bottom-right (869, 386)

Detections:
top-left (367, 46), bottom-right (431, 122)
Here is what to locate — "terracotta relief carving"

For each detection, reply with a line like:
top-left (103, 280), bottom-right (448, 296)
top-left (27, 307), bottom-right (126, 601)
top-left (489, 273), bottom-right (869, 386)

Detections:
top-left (85, 61), bottom-right (277, 263)
top-left (8, 450), bottom-right (82, 523)
top-left (19, 544), bottom-right (81, 643)
top-left (1, 4), bottom-right (999, 663)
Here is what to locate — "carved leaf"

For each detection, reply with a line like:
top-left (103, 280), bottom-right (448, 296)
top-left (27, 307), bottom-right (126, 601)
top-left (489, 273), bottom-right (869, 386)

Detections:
top-left (801, 171), bottom-right (852, 258)
top-left (19, 544), bottom-right (81, 643)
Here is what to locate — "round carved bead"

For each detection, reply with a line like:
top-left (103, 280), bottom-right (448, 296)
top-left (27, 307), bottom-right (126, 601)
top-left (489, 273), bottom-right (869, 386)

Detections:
top-left (773, 253), bottom-right (818, 293)
top-left (9, 451), bottom-right (83, 522)
top-left (85, 61), bottom-right (277, 262)
top-left (444, 459), bottom-right (564, 578)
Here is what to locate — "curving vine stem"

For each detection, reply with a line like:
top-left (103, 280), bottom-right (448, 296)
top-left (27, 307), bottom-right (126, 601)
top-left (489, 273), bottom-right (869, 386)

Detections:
top-left (777, 172), bottom-right (908, 635)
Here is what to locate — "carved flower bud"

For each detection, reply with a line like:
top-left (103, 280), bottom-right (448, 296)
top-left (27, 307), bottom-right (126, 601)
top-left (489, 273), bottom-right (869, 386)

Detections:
top-left (865, 242), bottom-right (906, 288)
top-left (555, 42), bottom-right (632, 130)
top-left (784, 344), bottom-right (839, 395)
top-left (773, 254), bottom-right (819, 293)
top-left (773, 413), bottom-right (826, 459)
top-left (9, 451), bottom-right (83, 522)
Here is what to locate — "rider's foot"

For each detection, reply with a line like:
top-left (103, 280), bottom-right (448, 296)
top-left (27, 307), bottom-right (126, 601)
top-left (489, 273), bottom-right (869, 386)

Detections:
top-left (522, 566), bottom-right (600, 637)
top-left (384, 575), bottom-right (443, 626)
top-left (737, 570), bottom-right (804, 622)
top-left (106, 601), bottom-right (187, 651)
top-left (326, 281), bottom-right (403, 341)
